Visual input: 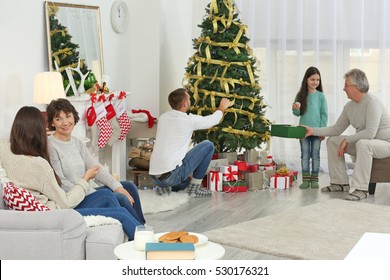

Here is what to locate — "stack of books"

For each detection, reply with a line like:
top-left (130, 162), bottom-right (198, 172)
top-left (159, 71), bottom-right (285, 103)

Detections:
top-left (145, 242), bottom-right (195, 260)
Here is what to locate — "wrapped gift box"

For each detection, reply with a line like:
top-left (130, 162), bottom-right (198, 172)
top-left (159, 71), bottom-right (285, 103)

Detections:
top-left (271, 124), bottom-right (305, 138)
top-left (245, 172), bottom-right (263, 190)
top-left (262, 170), bottom-right (276, 188)
top-left (207, 158), bottom-right (228, 173)
top-left (247, 164), bottom-right (258, 172)
top-left (234, 160), bottom-right (248, 171)
top-left (270, 174), bottom-right (290, 190)
top-left (289, 171), bottom-right (298, 186)
top-left (258, 162), bottom-right (276, 171)
top-left (223, 181), bottom-right (248, 192)
top-left (207, 171), bottom-right (223, 192)
top-left (244, 149), bottom-right (259, 163)
top-left (220, 165), bottom-right (239, 181)
top-left (218, 152), bottom-right (238, 165)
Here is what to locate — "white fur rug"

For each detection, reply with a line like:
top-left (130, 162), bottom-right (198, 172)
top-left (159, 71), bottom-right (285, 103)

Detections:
top-left (139, 189), bottom-right (190, 214)
top-left (84, 215), bottom-right (122, 228)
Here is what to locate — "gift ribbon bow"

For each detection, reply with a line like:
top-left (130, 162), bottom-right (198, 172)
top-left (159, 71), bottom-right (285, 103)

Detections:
top-left (90, 93), bottom-right (97, 104)
top-left (98, 94), bottom-right (106, 103)
top-left (108, 93), bottom-right (115, 102)
top-left (276, 166), bottom-right (290, 175)
top-left (119, 91), bottom-right (126, 99)
top-left (223, 166), bottom-right (239, 181)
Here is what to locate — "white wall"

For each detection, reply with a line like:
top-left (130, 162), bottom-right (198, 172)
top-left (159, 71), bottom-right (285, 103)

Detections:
top-left (0, 0), bottom-right (213, 173)
top-left (159, 0), bottom-right (210, 114)
top-left (0, 0), bottom-right (160, 137)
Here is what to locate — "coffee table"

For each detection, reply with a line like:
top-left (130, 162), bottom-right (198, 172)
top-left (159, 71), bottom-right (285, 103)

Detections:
top-left (114, 240), bottom-right (225, 260)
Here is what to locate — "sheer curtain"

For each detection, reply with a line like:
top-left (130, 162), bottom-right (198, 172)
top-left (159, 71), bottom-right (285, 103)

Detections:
top-left (234, 0), bottom-right (390, 171)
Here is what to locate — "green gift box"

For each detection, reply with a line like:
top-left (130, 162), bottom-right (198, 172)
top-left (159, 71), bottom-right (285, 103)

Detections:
top-left (271, 124), bottom-right (306, 138)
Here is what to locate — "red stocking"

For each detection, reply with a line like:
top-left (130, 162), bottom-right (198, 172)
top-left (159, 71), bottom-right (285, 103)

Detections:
top-left (94, 102), bottom-right (113, 148)
top-left (114, 95), bottom-right (132, 141)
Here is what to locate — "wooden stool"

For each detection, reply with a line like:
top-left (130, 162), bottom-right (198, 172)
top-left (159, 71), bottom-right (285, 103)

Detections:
top-left (368, 157), bottom-right (390, 195)
top-left (127, 169), bottom-right (149, 186)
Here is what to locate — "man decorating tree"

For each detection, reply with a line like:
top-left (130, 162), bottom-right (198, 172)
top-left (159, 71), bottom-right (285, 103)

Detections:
top-left (149, 88), bottom-right (230, 198)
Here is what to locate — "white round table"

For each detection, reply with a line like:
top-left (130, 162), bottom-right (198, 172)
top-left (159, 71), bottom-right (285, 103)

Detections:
top-left (114, 240), bottom-right (225, 260)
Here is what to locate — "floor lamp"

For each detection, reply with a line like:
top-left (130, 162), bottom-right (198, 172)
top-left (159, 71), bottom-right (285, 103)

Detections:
top-left (33, 71), bottom-right (66, 128)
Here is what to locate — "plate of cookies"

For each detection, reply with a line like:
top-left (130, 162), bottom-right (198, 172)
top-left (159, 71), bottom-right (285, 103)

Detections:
top-left (155, 231), bottom-right (208, 247)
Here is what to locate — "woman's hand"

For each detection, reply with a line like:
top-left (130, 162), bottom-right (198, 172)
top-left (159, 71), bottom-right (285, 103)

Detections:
top-left (115, 186), bottom-right (135, 205)
top-left (83, 165), bottom-right (100, 181)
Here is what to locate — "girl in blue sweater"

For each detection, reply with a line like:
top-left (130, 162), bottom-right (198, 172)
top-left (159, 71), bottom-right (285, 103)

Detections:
top-left (292, 67), bottom-right (328, 189)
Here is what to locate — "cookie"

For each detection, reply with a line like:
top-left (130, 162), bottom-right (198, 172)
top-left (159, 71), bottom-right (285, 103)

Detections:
top-left (158, 231), bottom-right (182, 242)
top-left (179, 234), bottom-right (199, 244)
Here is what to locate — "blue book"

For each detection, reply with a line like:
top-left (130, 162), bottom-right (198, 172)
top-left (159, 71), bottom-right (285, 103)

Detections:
top-left (145, 242), bottom-right (195, 260)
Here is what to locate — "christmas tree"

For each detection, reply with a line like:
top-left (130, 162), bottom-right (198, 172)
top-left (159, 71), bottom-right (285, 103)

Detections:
top-left (48, 5), bottom-right (97, 96)
top-left (184, 0), bottom-right (270, 153)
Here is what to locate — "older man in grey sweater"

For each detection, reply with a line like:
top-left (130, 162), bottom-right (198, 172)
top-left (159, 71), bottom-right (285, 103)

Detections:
top-left (304, 68), bottom-right (390, 201)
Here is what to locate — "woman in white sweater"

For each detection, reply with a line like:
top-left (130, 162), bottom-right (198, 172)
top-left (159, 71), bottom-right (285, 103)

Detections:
top-left (0, 106), bottom-right (142, 240)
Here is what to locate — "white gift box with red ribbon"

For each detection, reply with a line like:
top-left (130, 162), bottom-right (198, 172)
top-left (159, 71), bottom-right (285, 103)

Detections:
top-left (220, 165), bottom-right (239, 182)
top-left (207, 171), bottom-right (223, 191)
top-left (270, 174), bottom-right (290, 190)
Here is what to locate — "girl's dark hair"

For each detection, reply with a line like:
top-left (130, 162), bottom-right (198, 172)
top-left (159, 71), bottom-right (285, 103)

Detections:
top-left (295, 66), bottom-right (323, 115)
top-left (10, 106), bottom-right (61, 185)
top-left (46, 98), bottom-right (80, 131)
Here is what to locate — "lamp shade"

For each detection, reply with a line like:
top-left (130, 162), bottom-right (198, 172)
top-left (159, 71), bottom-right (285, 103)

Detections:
top-left (33, 72), bottom-right (65, 104)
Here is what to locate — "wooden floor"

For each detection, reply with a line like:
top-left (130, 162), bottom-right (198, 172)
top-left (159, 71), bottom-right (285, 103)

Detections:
top-left (143, 174), bottom-right (390, 259)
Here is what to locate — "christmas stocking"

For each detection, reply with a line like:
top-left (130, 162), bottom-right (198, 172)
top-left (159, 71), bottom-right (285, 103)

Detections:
top-left (115, 94), bottom-right (132, 141)
top-left (106, 103), bottom-right (121, 146)
top-left (89, 102), bottom-right (113, 148)
top-left (131, 109), bottom-right (156, 128)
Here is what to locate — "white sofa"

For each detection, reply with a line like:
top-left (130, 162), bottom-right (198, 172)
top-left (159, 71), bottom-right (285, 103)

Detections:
top-left (0, 180), bottom-right (125, 260)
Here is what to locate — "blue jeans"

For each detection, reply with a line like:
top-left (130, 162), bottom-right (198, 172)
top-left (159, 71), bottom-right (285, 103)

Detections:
top-left (75, 189), bottom-right (142, 240)
top-left (300, 136), bottom-right (321, 174)
top-left (151, 140), bottom-right (214, 191)
top-left (96, 181), bottom-right (145, 224)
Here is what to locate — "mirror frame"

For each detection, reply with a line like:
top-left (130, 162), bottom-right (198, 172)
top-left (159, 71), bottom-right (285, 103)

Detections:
top-left (45, 1), bottom-right (104, 96)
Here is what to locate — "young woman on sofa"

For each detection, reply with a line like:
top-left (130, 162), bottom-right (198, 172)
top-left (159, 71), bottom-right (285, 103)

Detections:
top-left (45, 98), bottom-right (145, 224)
top-left (0, 106), bottom-right (142, 240)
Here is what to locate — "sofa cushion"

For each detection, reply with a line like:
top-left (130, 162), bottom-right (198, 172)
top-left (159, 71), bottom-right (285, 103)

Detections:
top-left (0, 160), bottom-right (10, 210)
top-left (3, 182), bottom-right (50, 211)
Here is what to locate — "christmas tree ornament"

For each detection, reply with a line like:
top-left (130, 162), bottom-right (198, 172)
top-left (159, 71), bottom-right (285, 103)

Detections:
top-left (115, 91), bottom-right (132, 141)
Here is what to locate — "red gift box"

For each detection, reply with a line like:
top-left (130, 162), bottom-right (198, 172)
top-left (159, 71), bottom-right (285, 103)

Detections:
top-left (247, 164), bottom-right (258, 172)
top-left (234, 160), bottom-right (248, 171)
